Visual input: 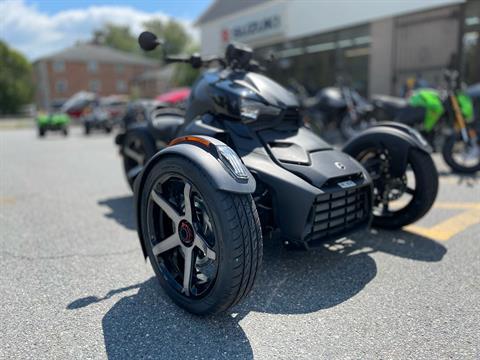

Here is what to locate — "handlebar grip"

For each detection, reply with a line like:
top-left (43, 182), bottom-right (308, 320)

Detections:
top-left (164, 56), bottom-right (190, 63)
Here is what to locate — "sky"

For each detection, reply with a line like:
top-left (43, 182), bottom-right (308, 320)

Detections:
top-left (0, 0), bottom-right (212, 60)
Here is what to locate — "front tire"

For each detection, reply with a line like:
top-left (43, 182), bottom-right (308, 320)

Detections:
top-left (139, 156), bottom-right (262, 315)
top-left (442, 133), bottom-right (480, 173)
top-left (122, 129), bottom-right (157, 190)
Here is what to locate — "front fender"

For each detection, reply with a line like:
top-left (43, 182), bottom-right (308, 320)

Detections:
top-left (342, 124), bottom-right (431, 177)
top-left (134, 136), bottom-right (256, 258)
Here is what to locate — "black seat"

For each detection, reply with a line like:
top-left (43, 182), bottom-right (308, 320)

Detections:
top-left (372, 95), bottom-right (408, 111)
top-left (372, 95), bottom-right (425, 125)
top-left (148, 112), bottom-right (185, 142)
top-left (394, 106), bottom-right (425, 126)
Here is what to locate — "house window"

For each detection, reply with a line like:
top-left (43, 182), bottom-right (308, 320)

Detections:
top-left (115, 64), bottom-right (125, 73)
top-left (89, 79), bottom-right (101, 92)
top-left (56, 79), bottom-right (67, 94)
top-left (53, 60), bottom-right (65, 72)
top-left (87, 60), bottom-right (98, 73)
top-left (116, 79), bottom-right (127, 92)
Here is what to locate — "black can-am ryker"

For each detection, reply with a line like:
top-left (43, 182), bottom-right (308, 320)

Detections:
top-left (129, 32), bottom-right (438, 315)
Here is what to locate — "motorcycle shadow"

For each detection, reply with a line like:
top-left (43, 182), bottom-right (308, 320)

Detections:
top-left (237, 228), bottom-right (446, 315)
top-left (66, 215), bottom-right (446, 359)
top-left (97, 195), bottom-right (136, 231)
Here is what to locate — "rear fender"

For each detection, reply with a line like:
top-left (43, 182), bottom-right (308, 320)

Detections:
top-left (134, 135), bottom-right (256, 258)
top-left (373, 122), bottom-right (432, 151)
top-left (343, 124), bottom-right (431, 177)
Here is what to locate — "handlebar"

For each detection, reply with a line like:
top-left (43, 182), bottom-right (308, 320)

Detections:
top-left (164, 54), bottom-right (227, 69)
top-left (444, 69), bottom-right (459, 91)
top-left (138, 31), bottom-right (268, 72)
top-left (164, 55), bottom-right (191, 64)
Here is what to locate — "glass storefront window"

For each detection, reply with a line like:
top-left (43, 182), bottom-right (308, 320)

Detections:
top-left (255, 24), bottom-right (370, 96)
top-left (462, 0), bottom-right (480, 84)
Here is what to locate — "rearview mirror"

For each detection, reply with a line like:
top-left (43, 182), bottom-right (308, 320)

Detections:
top-left (138, 31), bottom-right (161, 51)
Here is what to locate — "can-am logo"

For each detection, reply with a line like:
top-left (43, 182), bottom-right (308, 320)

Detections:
top-left (222, 15), bottom-right (281, 42)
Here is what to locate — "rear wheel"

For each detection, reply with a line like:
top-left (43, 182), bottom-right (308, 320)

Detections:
top-left (139, 156), bottom-right (262, 315)
top-left (84, 123), bottom-right (91, 135)
top-left (122, 130), bottom-right (157, 190)
top-left (38, 127), bottom-right (45, 137)
top-left (357, 148), bottom-right (438, 229)
top-left (442, 133), bottom-right (480, 173)
top-left (62, 126), bottom-right (68, 136)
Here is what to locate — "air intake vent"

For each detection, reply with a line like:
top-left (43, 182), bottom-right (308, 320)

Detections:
top-left (282, 107), bottom-right (301, 126)
top-left (306, 184), bottom-right (371, 244)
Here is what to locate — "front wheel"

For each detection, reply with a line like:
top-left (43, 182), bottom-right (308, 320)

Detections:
top-left (121, 129), bottom-right (157, 190)
top-left (358, 148), bottom-right (438, 229)
top-left (139, 156), bottom-right (262, 315)
top-left (442, 133), bottom-right (480, 173)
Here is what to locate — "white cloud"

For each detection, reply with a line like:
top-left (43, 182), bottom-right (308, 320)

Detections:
top-left (0, 0), bottom-right (198, 60)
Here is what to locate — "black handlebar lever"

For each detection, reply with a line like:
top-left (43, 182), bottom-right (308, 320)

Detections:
top-left (137, 31), bottom-right (268, 72)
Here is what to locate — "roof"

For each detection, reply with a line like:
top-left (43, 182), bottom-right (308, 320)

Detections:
top-left (37, 43), bottom-right (158, 66)
top-left (196, 0), bottom-right (273, 25)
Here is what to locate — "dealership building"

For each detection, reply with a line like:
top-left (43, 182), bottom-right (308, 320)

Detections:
top-left (197, 0), bottom-right (480, 96)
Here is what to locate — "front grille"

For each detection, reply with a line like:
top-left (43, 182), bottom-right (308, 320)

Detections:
top-left (306, 184), bottom-right (371, 244)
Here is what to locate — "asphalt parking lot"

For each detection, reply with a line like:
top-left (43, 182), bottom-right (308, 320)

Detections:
top-left (1, 127), bottom-right (479, 359)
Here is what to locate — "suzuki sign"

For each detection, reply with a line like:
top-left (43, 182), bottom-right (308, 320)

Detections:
top-left (221, 6), bottom-right (284, 44)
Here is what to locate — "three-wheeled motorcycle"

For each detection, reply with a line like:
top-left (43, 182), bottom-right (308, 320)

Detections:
top-left (128, 32), bottom-right (438, 315)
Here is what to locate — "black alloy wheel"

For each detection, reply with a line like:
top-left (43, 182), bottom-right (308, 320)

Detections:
top-left (357, 147), bottom-right (438, 229)
top-left (139, 156), bottom-right (262, 314)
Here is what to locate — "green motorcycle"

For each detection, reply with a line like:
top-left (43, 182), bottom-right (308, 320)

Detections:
top-left (37, 102), bottom-right (70, 137)
top-left (372, 71), bottom-right (479, 173)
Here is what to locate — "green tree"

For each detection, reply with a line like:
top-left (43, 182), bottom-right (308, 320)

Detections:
top-left (0, 41), bottom-right (33, 114)
top-left (142, 19), bottom-right (190, 58)
top-left (92, 24), bottom-right (138, 53)
top-left (172, 43), bottom-right (200, 87)
top-left (92, 19), bottom-right (200, 87)
top-left (143, 19), bottom-right (199, 86)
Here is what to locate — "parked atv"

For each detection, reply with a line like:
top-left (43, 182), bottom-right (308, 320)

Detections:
top-left (125, 32), bottom-right (438, 315)
top-left (36, 102), bottom-right (70, 137)
top-left (82, 105), bottom-right (114, 135)
top-left (372, 71), bottom-right (479, 173)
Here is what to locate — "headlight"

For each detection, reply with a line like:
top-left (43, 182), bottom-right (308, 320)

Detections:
top-left (240, 98), bottom-right (281, 123)
top-left (216, 145), bottom-right (249, 181)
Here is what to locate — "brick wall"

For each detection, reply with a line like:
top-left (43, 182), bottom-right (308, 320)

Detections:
top-left (35, 60), bottom-right (158, 109)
